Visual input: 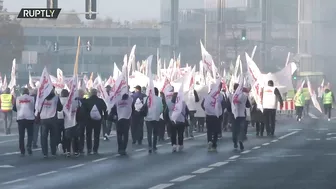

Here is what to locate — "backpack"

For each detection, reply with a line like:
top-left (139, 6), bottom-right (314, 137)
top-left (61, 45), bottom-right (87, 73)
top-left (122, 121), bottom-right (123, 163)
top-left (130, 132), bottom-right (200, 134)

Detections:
top-left (90, 104), bottom-right (102, 120)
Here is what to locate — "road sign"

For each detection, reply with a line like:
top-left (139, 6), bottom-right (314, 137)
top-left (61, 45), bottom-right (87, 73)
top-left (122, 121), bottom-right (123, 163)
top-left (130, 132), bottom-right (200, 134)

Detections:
top-left (22, 51), bottom-right (38, 64)
top-left (27, 64), bottom-right (32, 71)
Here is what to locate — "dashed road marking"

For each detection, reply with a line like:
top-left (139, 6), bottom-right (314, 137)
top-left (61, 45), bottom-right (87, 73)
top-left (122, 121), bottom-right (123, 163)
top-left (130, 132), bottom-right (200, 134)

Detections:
top-left (67, 164), bottom-right (85, 169)
top-left (271, 139), bottom-right (278, 143)
top-left (192, 168), bottom-right (213, 174)
top-left (0, 165), bottom-right (14, 168)
top-left (306, 138), bottom-right (321, 141)
top-left (135, 148), bottom-right (146, 152)
top-left (170, 175), bottom-right (195, 182)
top-left (157, 144), bottom-right (163, 147)
top-left (2, 178), bottom-right (27, 185)
top-left (325, 153), bottom-right (336, 156)
top-left (314, 128), bottom-right (329, 131)
top-left (148, 183), bottom-right (174, 189)
top-left (327, 133), bottom-right (336, 136)
top-left (209, 162), bottom-right (229, 167)
top-left (92, 157), bottom-right (108, 162)
top-left (240, 157), bottom-right (258, 160)
top-left (262, 143), bottom-right (270, 146)
top-left (275, 154), bottom-right (302, 158)
top-left (228, 155), bottom-right (240, 160)
top-left (278, 131), bottom-right (298, 139)
top-left (252, 146), bottom-right (261, 150)
top-left (326, 137), bottom-right (336, 141)
top-left (309, 113), bottom-right (318, 119)
top-left (288, 129), bottom-right (302, 131)
top-left (241, 150), bottom-right (251, 154)
top-left (37, 171), bottom-right (58, 176)
top-left (0, 139), bottom-right (18, 144)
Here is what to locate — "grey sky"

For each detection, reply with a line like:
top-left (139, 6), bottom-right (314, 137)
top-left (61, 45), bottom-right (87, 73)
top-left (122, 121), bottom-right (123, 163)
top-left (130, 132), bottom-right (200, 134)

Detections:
top-left (3, 0), bottom-right (245, 21)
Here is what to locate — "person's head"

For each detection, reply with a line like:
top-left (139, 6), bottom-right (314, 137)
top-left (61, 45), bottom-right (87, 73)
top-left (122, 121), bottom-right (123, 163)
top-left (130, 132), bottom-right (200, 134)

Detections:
top-left (77, 89), bottom-right (84, 98)
top-left (122, 93), bottom-right (129, 100)
top-left (134, 85), bottom-right (141, 92)
top-left (233, 83), bottom-right (239, 91)
top-left (61, 89), bottom-right (69, 97)
top-left (160, 92), bottom-right (165, 98)
top-left (105, 85), bottom-right (111, 93)
top-left (325, 88), bottom-right (330, 93)
top-left (90, 88), bottom-right (98, 97)
top-left (154, 87), bottom-right (159, 96)
top-left (4, 88), bottom-right (10, 94)
top-left (21, 88), bottom-right (29, 95)
top-left (170, 86), bottom-right (174, 92)
top-left (171, 92), bottom-right (178, 103)
top-left (268, 80), bottom-right (274, 87)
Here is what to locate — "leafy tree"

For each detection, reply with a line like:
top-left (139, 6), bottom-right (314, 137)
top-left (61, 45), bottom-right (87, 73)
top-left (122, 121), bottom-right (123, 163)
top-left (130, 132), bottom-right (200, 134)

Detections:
top-left (0, 7), bottom-right (24, 73)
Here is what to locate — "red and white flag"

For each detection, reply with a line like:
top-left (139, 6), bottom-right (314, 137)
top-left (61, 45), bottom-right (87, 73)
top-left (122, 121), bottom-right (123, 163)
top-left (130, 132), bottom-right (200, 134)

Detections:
top-left (171, 82), bottom-right (185, 122)
top-left (63, 75), bottom-right (78, 128)
top-left (35, 67), bottom-right (53, 115)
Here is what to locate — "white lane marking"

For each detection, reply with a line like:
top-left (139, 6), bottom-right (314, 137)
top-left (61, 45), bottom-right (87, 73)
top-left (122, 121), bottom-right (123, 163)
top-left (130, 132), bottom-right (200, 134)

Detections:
top-left (148, 183), bottom-right (174, 189)
top-left (240, 157), bottom-right (258, 160)
top-left (252, 146), bottom-right (261, 150)
top-left (309, 113), bottom-right (318, 119)
top-left (325, 153), bottom-right (336, 156)
top-left (193, 133), bottom-right (207, 138)
top-left (170, 175), bottom-right (196, 182)
top-left (135, 148), bottom-right (146, 152)
top-left (0, 148), bottom-right (41, 157)
top-left (209, 162), bottom-right (229, 167)
top-left (0, 165), bottom-right (14, 168)
top-left (275, 155), bottom-right (302, 158)
top-left (228, 155), bottom-right (240, 160)
top-left (262, 143), bottom-right (270, 146)
top-left (192, 168), bottom-right (213, 174)
top-left (306, 138), bottom-right (321, 141)
top-left (327, 133), bottom-right (336, 136)
top-left (288, 129), bottom-right (302, 131)
top-left (2, 178), bottom-right (27, 185)
top-left (92, 157), bottom-right (108, 162)
top-left (157, 144), bottom-right (163, 147)
top-left (271, 139), bottom-right (278, 143)
top-left (67, 164), bottom-right (85, 169)
top-left (326, 137), bottom-right (336, 140)
top-left (315, 128), bottom-right (329, 131)
top-left (241, 150), bottom-right (251, 154)
top-left (166, 142), bottom-right (171, 144)
top-left (278, 131), bottom-right (298, 139)
top-left (37, 171), bottom-right (58, 176)
top-left (114, 154), bottom-right (120, 157)
top-left (0, 139), bottom-right (18, 144)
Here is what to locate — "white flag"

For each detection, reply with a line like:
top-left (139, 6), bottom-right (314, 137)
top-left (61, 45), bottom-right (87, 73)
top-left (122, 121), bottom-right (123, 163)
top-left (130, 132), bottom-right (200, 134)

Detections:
top-left (35, 67), bottom-right (53, 115)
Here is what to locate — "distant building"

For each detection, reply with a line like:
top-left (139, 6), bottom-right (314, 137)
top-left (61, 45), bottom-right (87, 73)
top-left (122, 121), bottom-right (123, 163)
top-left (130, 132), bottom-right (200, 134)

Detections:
top-left (0, 0), bottom-right (3, 10)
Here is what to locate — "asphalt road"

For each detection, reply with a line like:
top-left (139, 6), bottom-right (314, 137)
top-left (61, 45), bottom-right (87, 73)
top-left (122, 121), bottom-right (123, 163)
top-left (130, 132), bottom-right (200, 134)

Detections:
top-left (0, 115), bottom-right (335, 189)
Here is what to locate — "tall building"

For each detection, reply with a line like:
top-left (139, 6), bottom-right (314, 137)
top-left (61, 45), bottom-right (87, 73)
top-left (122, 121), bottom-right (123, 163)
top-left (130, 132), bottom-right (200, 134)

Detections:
top-left (0, 0), bottom-right (4, 10)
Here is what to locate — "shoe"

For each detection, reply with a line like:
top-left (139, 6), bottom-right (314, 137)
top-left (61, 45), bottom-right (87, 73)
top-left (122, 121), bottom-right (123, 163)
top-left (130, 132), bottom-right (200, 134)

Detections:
top-left (172, 145), bottom-right (177, 152)
top-left (208, 141), bottom-right (213, 150)
top-left (178, 145), bottom-right (184, 152)
top-left (148, 149), bottom-right (152, 153)
top-left (93, 151), bottom-right (98, 155)
top-left (298, 118), bottom-right (301, 122)
top-left (66, 152), bottom-right (71, 157)
top-left (57, 143), bottom-right (63, 152)
top-left (234, 143), bottom-right (238, 149)
top-left (239, 141), bottom-right (244, 151)
top-left (43, 155), bottom-right (48, 158)
top-left (74, 153), bottom-right (80, 157)
top-left (328, 118), bottom-right (331, 121)
top-left (27, 149), bottom-right (32, 155)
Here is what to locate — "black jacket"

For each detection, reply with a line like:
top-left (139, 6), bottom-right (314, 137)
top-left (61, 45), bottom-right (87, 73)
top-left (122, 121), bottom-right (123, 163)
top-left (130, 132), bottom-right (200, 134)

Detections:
top-left (82, 95), bottom-right (107, 121)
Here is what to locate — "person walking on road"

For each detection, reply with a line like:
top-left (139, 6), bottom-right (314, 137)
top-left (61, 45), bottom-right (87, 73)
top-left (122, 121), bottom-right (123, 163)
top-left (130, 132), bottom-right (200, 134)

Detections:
top-left (261, 80), bottom-right (283, 136)
top-left (0, 88), bottom-right (15, 134)
top-left (111, 93), bottom-right (133, 155)
top-left (294, 89), bottom-right (305, 122)
top-left (13, 88), bottom-right (35, 156)
top-left (144, 87), bottom-right (163, 153)
top-left (131, 85), bottom-right (146, 145)
top-left (201, 83), bottom-right (226, 152)
top-left (322, 87), bottom-right (334, 121)
top-left (30, 88), bottom-right (40, 148)
top-left (39, 87), bottom-right (63, 158)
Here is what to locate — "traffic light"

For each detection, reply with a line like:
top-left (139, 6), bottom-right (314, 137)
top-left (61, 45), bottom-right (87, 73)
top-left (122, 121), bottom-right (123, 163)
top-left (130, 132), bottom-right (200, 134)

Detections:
top-left (86, 40), bottom-right (92, 51)
top-left (241, 29), bottom-right (246, 40)
top-left (85, 0), bottom-right (97, 20)
top-left (53, 42), bottom-right (59, 52)
top-left (47, 0), bottom-right (58, 9)
top-left (292, 71), bottom-right (297, 80)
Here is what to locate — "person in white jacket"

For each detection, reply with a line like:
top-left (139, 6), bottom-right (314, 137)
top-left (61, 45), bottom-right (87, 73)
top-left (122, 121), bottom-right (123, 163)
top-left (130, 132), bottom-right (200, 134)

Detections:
top-left (185, 89), bottom-right (200, 138)
top-left (13, 88), bottom-right (35, 156)
top-left (194, 84), bottom-right (208, 132)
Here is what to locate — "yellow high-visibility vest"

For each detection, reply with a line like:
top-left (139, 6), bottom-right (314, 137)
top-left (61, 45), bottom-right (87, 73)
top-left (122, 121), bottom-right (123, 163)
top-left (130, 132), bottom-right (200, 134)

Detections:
top-left (323, 92), bottom-right (332, 104)
top-left (0, 94), bottom-right (12, 111)
top-left (302, 88), bottom-right (311, 100)
top-left (83, 94), bottom-right (89, 99)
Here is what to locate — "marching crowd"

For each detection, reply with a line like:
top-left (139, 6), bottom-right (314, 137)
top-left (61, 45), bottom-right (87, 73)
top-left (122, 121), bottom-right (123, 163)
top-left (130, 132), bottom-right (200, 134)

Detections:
top-left (0, 79), bottom-right (306, 158)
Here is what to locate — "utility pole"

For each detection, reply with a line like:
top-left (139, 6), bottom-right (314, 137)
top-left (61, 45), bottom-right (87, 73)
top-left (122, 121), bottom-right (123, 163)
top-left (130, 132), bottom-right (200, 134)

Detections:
top-left (261, 0), bottom-right (272, 70)
top-left (216, 0), bottom-right (223, 65)
top-left (170, 0), bottom-right (179, 58)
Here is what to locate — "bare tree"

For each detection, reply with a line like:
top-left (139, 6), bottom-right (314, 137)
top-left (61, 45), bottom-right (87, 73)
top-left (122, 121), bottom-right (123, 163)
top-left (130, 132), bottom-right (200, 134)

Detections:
top-left (64, 10), bottom-right (82, 25)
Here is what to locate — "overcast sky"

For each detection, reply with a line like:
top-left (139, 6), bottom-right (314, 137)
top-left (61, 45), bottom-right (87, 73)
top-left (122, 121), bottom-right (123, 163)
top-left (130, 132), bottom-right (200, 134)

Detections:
top-left (3, 0), bottom-right (245, 21)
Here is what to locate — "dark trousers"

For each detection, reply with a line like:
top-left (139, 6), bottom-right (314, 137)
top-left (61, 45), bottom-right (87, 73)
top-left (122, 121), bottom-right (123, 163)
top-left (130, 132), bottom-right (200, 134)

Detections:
top-left (295, 106), bottom-right (304, 120)
top-left (146, 121), bottom-right (159, 149)
top-left (18, 120), bottom-right (34, 154)
top-left (256, 122), bottom-right (265, 135)
top-left (131, 115), bottom-right (144, 144)
top-left (170, 122), bottom-right (185, 146)
top-left (158, 119), bottom-right (165, 140)
top-left (263, 109), bottom-right (276, 135)
top-left (116, 119), bottom-right (130, 152)
top-left (206, 115), bottom-right (221, 148)
top-left (186, 111), bottom-right (196, 137)
top-left (232, 117), bottom-right (246, 145)
top-left (165, 120), bottom-right (172, 138)
top-left (41, 119), bottom-right (58, 156)
top-left (324, 104), bottom-right (332, 119)
top-left (196, 117), bottom-right (205, 132)
top-left (57, 119), bottom-right (66, 153)
top-left (2, 111), bottom-right (12, 134)
top-left (103, 120), bottom-right (112, 136)
top-left (78, 122), bottom-right (86, 153)
top-left (64, 125), bottom-right (79, 153)
top-left (32, 123), bottom-right (40, 147)
top-left (86, 120), bottom-right (102, 153)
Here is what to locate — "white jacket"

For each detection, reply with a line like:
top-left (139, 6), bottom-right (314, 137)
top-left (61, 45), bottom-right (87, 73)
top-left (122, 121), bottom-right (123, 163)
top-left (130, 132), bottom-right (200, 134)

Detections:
top-left (194, 85), bottom-right (207, 117)
top-left (16, 94), bottom-right (35, 120)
